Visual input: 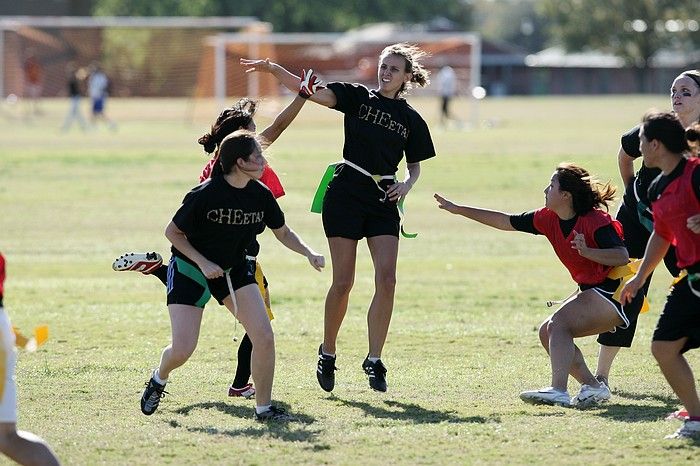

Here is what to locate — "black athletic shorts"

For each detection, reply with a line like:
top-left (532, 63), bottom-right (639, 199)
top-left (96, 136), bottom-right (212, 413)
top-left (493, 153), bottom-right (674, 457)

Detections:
top-left (652, 273), bottom-right (700, 353)
top-left (166, 256), bottom-right (257, 308)
top-left (617, 202), bottom-right (680, 276)
top-left (580, 277), bottom-right (643, 340)
top-left (322, 165), bottom-right (400, 240)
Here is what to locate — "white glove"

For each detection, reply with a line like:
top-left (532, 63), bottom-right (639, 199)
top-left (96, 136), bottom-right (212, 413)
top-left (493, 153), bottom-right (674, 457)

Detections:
top-left (299, 69), bottom-right (323, 98)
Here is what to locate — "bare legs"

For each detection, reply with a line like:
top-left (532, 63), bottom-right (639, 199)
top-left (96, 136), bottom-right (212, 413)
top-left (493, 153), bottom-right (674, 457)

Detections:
top-left (322, 237), bottom-right (357, 354)
top-left (0, 424), bottom-right (60, 466)
top-left (156, 284), bottom-right (274, 408)
top-left (224, 285), bottom-right (275, 407)
top-left (652, 339), bottom-right (700, 417)
top-left (322, 235), bottom-right (399, 358)
top-left (157, 304), bottom-right (203, 380)
top-left (538, 290), bottom-right (624, 392)
top-left (366, 236), bottom-right (399, 357)
top-left (595, 345), bottom-right (621, 385)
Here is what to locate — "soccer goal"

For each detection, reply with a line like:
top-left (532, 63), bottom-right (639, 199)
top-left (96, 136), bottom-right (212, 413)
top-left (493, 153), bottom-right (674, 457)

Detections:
top-left (205, 25), bottom-right (482, 126)
top-left (0, 16), bottom-right (260, 99)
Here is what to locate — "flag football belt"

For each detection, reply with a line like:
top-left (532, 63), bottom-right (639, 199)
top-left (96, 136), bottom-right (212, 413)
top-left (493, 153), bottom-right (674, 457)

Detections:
top-left (310, 160), bottom-right (417, 238)
top-left (671, 270), bottom-right (700, 298)
top-left (546, 258), bottom-right (649, 312)
top-left (606, 258), bottom-right (649, 313)
top-left (632, 181), bottom-right (654, 233)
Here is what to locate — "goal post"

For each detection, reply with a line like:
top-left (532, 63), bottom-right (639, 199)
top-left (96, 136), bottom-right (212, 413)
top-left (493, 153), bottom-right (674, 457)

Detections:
top-left (207, 29), bottom-right (482, 127)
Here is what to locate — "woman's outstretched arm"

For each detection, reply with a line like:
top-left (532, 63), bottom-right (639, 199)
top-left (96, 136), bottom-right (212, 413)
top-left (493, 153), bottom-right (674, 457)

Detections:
top-left (240, 58), bottom-right (337, 108)
top-left (434, 193), bottom-right (515, 231)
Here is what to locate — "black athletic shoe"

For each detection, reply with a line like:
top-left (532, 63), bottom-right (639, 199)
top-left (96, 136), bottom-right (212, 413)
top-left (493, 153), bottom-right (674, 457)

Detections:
top-left (362, 356), bottom-right (387, 392)
top-left (141, 377), bottom-right (167, 415)
top-left (316, 344), bottom-right (337, 392)
top-left (255, 405), bottom-right (295, 422)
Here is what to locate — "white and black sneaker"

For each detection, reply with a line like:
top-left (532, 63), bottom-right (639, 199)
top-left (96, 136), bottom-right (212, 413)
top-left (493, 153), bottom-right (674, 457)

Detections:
top-left (316, 344), bottom-right (337, 392)
top-left (255, 405), bottom-right (296, 422)
top-left (571, 383), bottom-right (611, 408)
top-left (141, 376), bottom-right (167, 415)
top-left (362, 356), bottom-right (387, 392)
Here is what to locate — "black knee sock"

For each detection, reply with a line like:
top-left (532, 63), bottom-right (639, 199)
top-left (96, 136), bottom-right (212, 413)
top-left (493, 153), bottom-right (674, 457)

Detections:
top-left (232, 333), bottom-right (252, 388)
top-left (152, 265), bottom-right (167, 286)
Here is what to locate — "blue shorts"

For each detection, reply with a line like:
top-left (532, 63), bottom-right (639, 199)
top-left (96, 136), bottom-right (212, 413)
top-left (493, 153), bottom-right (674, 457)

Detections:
top-left (92, 97), bottom-right (105, 114)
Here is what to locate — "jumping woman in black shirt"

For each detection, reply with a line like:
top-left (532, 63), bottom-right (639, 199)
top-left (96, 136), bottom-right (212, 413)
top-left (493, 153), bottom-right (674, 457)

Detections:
top-left (242, 43), bottom-right (436, 393)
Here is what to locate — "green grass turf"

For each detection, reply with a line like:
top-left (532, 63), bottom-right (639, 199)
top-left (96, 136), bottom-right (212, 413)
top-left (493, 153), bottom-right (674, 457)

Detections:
top-left (1, 95), bottom-right (698, 464)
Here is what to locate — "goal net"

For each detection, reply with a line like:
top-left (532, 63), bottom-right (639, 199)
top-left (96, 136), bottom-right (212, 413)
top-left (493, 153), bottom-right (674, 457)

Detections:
top-left (205, 25), bottom-right (481, 125)
top-left (0, 16), bottom-right (260, 121)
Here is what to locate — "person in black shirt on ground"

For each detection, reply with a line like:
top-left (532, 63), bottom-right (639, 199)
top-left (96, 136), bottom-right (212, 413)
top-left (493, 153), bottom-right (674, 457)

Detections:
top-left (241, 43), bottom-right (436, 393)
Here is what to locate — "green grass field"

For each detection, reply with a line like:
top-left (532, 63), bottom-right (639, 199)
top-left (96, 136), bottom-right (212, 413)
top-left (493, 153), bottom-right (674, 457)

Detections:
top-left (1, 95), bottom-right (699, 465)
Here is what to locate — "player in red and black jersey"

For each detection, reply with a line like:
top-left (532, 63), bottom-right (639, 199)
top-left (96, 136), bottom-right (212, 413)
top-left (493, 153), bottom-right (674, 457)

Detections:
top-left (436, 163), bottom-right (643, 408)
top-left (621, 112), bottom-right (700, 439)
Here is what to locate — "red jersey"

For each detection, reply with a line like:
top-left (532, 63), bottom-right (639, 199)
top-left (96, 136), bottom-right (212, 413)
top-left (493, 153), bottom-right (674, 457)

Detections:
top-left (533, 207), bottom-right (623, 285)
top-left (199, 155), bottom-right (285, 199)
top-left (651, 157), bottom-right (700, 269)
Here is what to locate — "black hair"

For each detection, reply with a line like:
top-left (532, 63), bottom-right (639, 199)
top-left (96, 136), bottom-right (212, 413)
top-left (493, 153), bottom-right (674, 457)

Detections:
top-left (198, 98), bottom-right (257, 154)
top-left (680, 70), bottom-right (700, 90)
top-left (686, 122), bottom-right (700, 157)
top-left (218, 130), bottom-right (260, 175)
top-left (555, 163), bottom-right (616, 215)
top-left (642, 111), bottom-right (690, 154)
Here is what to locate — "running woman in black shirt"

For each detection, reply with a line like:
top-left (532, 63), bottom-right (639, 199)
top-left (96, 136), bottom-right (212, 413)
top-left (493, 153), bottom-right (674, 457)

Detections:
top-left (242, 44), bottom-right (436, 393)
top-left (140, 130), bottom-right (325, 422)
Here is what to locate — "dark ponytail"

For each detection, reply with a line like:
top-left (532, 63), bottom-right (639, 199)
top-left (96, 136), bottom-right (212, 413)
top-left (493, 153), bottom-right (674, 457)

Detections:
top-left (198, 98), bottom-right (258, 154)
top-left (555, 163), bottom-right (616, 214)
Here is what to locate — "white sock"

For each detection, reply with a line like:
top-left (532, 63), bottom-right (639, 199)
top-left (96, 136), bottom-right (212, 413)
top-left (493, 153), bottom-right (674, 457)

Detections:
top-left (367, 356), bottom-right (380, 363)
top-left (255, 404), bottom-right (272, 414)
top-left (321, 345), bottom-right (335, 358)
top-left (152, 369), bottom-right (168, 385)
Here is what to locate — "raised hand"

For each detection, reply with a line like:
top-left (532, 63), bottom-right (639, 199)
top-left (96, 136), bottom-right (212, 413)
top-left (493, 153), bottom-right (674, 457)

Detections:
top-left (240, 58), bottom-right (273, 74)
top-left (299, 69), bottom-right (323, 98)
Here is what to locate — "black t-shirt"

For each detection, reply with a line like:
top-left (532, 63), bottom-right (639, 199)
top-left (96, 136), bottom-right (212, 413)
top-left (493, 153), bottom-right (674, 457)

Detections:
top-left (620, 125), bottom-right (661, 216)
top-left (509, 211), bottom-right (624, 249)
top-left (327, 82), bottom-right (436, 175)
top-left (171, 176), bottom-right (285, 270)
top-left (68, 76), bottom-right (80, 97)
top-left (648, 158), bottom-right (700, 204)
